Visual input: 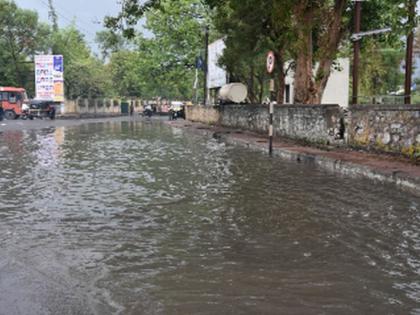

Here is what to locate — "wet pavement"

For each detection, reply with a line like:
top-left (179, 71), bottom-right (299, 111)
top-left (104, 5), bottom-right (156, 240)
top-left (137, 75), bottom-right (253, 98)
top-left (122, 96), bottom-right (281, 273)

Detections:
top-left (0, 118), bottom-right (419, 314)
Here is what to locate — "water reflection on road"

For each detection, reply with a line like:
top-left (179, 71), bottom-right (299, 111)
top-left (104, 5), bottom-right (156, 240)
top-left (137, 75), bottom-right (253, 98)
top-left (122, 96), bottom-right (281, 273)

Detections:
top-left (0, 120), bottom-right (419, 315)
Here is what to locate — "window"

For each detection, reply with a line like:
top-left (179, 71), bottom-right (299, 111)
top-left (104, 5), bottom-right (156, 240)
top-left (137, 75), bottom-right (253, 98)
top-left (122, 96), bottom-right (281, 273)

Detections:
top-left (9, 92), bottom-right (17, 103)
top-left (0, 92), bottom-right (8, 102)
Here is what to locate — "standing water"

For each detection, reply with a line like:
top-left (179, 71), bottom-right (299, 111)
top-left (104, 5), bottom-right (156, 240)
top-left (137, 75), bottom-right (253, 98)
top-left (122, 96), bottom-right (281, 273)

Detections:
top-left (0, 120), bottom-right (419, 315)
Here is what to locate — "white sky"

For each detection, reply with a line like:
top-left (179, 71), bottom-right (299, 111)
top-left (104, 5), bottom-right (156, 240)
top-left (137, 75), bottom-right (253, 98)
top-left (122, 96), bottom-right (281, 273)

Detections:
top-left (14, 0), bottom-right (122, 53)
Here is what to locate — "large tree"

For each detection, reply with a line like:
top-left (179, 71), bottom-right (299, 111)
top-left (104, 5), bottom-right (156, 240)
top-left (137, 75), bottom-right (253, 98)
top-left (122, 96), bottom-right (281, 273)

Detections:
top-left (0, 0), bottom-right (50, 94)
top-left (107, 0), bottom-right (210, 100)
top-left (107, 0), bottom-right (412, 104)
top-left (209, 0), bottom-right (294, 104)
top-left (49, 26), bottom-right (114, 99)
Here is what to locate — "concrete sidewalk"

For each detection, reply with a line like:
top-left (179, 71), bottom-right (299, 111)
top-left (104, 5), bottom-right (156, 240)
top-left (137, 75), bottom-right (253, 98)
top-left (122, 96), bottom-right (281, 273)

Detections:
top-left (167, 120), bottom-right (420, 196)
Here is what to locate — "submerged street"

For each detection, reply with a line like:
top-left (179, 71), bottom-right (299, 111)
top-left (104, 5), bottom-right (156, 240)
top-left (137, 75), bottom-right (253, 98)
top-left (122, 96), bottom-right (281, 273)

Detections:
top-left (0, 118), bottom-right (419, 314)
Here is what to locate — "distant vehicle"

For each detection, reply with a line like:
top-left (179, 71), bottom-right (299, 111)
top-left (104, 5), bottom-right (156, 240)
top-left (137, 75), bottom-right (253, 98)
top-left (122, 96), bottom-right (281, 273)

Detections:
top-left (0, 87), bottom-right (29, 120)
top-left (169, 101), bottom-right (185, 120)
top-left (23, 100), bottom-right (56, 120)
top-left (143, 103), bottom-right (153, 118)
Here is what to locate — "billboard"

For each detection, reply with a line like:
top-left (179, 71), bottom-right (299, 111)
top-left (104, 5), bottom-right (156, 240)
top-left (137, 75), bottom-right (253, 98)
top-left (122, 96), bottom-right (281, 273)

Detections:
top-left (207, 39), bottom-right (227, 89)
top-left (35, 55), bottom-right (64, 102)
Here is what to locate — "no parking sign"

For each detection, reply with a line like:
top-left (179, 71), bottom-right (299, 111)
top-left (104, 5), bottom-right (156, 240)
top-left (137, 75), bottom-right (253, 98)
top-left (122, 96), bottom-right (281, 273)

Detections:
top-left (266, 51), bottom-right (275, 74)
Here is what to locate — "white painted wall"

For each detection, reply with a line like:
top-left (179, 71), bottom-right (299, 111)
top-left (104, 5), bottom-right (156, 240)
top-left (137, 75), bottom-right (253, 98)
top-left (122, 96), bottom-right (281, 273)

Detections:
top-left (285, 58), bottom-right (350, 107)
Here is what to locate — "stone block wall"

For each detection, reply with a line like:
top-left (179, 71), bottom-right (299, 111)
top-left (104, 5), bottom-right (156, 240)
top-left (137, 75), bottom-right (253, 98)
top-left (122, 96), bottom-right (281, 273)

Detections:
top-left (186, 104), bottom-right (343, 144)
top-left (185, 105), bottom-right (220, 125)
top-left (220, 105), bottom-right (343, 144)
top-left (186, 104), bottom-right (420, 160)
top-left (348, 105), bottom-right (420, 160)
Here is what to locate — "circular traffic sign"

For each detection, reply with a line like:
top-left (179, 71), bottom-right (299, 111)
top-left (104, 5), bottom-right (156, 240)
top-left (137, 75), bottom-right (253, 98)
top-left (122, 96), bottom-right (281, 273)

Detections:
top-left (266, 51), bottom-right (275, 74)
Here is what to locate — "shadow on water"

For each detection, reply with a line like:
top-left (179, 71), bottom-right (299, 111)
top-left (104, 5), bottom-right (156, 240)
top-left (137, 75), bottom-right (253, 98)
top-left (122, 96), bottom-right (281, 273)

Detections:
top-left (0, 120), bottom-right (419, 315)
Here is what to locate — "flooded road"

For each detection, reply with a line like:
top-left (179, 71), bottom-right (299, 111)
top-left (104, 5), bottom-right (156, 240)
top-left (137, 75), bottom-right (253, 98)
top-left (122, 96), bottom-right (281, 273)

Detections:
top-left (0, 119), bottom-right (419, 315)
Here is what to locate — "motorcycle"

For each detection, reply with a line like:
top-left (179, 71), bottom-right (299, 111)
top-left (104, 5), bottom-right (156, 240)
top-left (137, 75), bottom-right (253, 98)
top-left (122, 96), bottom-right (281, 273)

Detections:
top-left (169, 106), bottom-right (185, 121)
top-left (20, 103), bottom-right (31, 120)
top-left (143, 105), bottom-right (153, 118)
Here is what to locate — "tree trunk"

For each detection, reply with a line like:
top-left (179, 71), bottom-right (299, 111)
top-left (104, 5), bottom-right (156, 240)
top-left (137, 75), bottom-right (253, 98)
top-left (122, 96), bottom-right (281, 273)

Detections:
top-left (248, 64), bottom-right (257, 103)
top-left (313, 0), bottom-right (347, 103)
top-left (276, 51), bottom-right (285, 104)
top-left (257, 75), bottom-right (264, 104)
top-left (293, 0), bottom-right (347, 105)
top-left (293, 23), bottom-right (315, 104)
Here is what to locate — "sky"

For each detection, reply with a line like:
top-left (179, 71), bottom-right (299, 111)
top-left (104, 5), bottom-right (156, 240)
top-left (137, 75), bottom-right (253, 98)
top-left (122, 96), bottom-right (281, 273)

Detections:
top-left (15, 0), bottom-right (122, 52)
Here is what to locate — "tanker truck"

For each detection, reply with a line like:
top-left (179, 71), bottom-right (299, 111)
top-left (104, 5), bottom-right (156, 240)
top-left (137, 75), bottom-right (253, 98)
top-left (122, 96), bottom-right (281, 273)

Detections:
top-left (218, 83), bottom-right (248, 104)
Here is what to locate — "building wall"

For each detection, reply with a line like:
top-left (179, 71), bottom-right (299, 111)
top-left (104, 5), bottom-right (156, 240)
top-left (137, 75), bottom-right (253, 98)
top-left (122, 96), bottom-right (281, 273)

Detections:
top-left (348, 105), bottom-right (420, 160)
top-left (285, 58), bottom-right (350, 108)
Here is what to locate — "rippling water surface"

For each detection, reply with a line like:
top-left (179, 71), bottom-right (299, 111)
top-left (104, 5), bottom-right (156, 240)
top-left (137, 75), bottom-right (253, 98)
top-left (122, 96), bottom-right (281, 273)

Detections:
top-left (0, 120), bottom-right (419, 315)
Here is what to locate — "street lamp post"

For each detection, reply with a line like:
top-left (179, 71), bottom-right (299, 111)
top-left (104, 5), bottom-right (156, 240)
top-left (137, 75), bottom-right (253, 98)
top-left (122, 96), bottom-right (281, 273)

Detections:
top-left (203, 26), bottom-right (209, 105)
top-left (404, 0), bottom-right (417, 105)
top-left (352, 0), bottom-right (362, 105)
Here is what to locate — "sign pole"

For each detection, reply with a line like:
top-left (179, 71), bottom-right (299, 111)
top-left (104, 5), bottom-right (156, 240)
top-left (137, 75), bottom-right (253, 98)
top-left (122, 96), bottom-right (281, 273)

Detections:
top-left (203, 26), bottom-right (209, 106)
top-left (352, 0), bottom-right (362, 105)
top-left (269, 80), bottom-right (275, 156)
top-left (404, 0), bottom-right (416, 105)
top-left (267, 51), bottom-right (276, 156)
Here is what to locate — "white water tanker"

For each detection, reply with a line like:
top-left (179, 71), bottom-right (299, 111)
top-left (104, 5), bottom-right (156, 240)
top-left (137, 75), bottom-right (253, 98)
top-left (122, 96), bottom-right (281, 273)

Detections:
top-left (218, 83), bottom-right (248, 104)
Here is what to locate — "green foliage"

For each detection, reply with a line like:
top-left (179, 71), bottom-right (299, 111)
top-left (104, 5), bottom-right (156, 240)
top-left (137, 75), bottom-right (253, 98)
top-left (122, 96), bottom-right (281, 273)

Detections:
top-left (96, 30), bottom-right (128, 60)
top-left (360, 41), bottom-right (405, 97)
top-left (0, 0), bottom-right (115, 99)
top-left (107, 0), bottom-right (209, 100)
top-left (0, 0), bottom-right (50, 95)
top-left (108, 50), bottom-right (143, 97)
top-left (49, 26), bottom-right (114, 99)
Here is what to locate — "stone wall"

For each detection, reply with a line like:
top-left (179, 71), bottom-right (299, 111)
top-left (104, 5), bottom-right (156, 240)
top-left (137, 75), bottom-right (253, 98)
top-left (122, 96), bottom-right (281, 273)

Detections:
top-left (186, 104), bottom-right (420, 160)
top-left (186, 104), bottom-right (343, 144)
top-left (185, 105), bottom-right (220, 125)
top-left (348, 105), bottom-right (420, 160)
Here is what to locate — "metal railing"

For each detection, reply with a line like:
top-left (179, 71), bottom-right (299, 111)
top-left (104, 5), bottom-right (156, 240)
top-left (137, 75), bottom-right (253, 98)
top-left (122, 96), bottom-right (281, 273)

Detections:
top-left (355, 95), bottom-right (408, 105)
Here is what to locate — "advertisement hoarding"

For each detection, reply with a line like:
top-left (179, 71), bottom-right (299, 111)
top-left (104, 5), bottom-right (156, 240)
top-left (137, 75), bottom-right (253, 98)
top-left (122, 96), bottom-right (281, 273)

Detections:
top-left (35, 55), bottom-right (64, 102)
top-left (207, 39), bottom-right (227, 89)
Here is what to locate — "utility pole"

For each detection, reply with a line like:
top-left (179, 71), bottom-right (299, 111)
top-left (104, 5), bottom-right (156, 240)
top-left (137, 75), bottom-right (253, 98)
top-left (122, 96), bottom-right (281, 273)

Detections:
top-left (48, 0), bottom-right (58, 32)
top-left (352, 0), bottom-right (362, 105)
top-left (404, 0), bottom-right (416, 105)
top-left (203, 26), bottom-right (209, 105)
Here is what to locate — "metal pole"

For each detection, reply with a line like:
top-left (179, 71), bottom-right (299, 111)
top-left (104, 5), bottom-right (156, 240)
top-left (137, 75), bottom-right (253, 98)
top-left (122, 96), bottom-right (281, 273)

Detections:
top-left (404, 0), bottom-right (416, 105)
top-left (352, 0), bottom-right (362, 105)
top-left (203, 26), bottom-right (209, 106)
top-left (269, 79), bottom-right (275, 156)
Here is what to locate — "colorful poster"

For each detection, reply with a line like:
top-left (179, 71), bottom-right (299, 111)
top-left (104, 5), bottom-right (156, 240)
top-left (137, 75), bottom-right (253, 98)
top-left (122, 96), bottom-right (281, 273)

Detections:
top-left (207, 39), bottom-right (227, 89)
top-left (35, 55), bottom-right (64, 102)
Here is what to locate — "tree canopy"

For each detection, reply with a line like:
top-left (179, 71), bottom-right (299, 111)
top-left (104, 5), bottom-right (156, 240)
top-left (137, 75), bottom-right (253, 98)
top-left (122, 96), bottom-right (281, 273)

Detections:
top-left (106, 0), bottom-right (416, 104)
top-left (1, 0), bottom-right (416, 103)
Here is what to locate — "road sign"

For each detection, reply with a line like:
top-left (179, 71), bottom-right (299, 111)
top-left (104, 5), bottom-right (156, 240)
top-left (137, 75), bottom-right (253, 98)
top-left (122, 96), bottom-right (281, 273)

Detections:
top-left (266, 51), bottom-right (275, 74)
